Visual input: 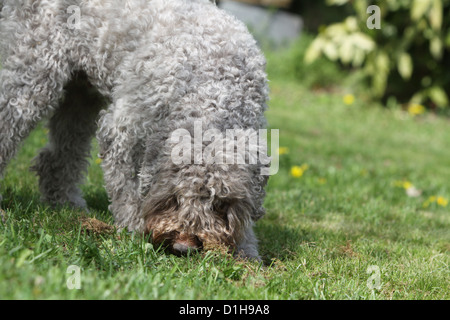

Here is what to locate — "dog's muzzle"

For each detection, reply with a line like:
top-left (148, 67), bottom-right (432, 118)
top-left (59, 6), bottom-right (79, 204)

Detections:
top-left (152, 230), bottom-right (203, 256)
top-left (171, 233), bottom-right (203, 256)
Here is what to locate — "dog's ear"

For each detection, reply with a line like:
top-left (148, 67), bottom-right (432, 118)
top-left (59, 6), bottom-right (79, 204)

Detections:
top-left (142, 191), bottom-right (179, 233)
top-left (147, 193), bottom-right (179, 215)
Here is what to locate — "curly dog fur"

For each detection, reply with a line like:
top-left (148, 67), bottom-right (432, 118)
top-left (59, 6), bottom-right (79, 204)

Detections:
top-left (0, 0), bottom-right (269, 258)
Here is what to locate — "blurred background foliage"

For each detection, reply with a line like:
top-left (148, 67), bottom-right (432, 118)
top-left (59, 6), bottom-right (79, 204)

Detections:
top-left (301, 0), bottom-right (450, 110)
top-left (265, 33), bottom-right (347, 89)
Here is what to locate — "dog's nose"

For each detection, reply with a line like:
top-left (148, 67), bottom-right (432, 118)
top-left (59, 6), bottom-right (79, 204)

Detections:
top-left (171, 234), bottom-right (202, 256)
top-left (172, 242), bottom-right (199, 256)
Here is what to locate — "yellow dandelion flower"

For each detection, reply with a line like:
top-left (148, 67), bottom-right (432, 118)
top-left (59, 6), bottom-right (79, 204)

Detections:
top-left (423, 196), bottom-right (436, 208)
top-left (291, 164), bottom-right (309, 178)
top-left (436, 196), bottom-right (448, 207)
top-left (393, 180), bottom-right (415, 189)
top-left (95, 158), bottom-right (103, 165)
top-left (290, 166), bottom-right (304, 178)
top-left (408, 103), bottom-right (425, 116)
top-left (402, 181), bottom-right (413, 189)
top-left (278, 147), bottom-right (289, 155)
top-left (343, 94), bottom-right (355, 105)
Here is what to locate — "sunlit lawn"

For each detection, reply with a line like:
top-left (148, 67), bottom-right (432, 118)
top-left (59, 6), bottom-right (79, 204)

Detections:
top-left (0, 61), bottom-right (449, 299)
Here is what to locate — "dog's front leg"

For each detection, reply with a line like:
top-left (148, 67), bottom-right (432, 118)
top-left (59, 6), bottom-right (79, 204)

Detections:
top-left (237, 224), bottom-right (261, 261)
top-left (96, 108), bottom-right (145, 232)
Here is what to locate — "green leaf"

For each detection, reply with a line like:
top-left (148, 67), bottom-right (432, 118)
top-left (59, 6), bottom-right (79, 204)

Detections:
top-left (344, 16), bottom-right (358, 32)
top-left (326, 0), bottom-right (350, 5)
top-left (375, 51), bottom-right (390, 72)
top-left (304, 38), bottom-right (324, 64)
top-left (354, 0), bottom-right (370, 20)
top-left (397, 52), bottom-right (413, 80)
top-left (352, 48), bottom-right (366, 67)
top-left (339, 38), bottom-right (354, 64)
top-left (410, 91), bottom-right (424, 104)
top-left (411, 0), bottom-right (432, 21)
top-left (372, 70), bottom-right (388, 97)
top-left (16, 249), bottom-right (33, 267)
top-left (370, 51), bottom-right (390, 97)
top-left (323, 42), bottom-right (339, 61)
top-left (429, 0), bottom-right (443, 31)
top-left (352, 32), bottom-right (376, 51)
top-left (430, 36), bottom-right (443, 59)
top-left (445, 31), bottom-right (450, 47)
top-left (428, 86), bottom-right (449, 107)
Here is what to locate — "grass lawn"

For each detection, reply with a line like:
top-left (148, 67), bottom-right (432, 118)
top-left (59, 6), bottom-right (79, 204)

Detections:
top-left (1, 60), bottom-right (449, 300)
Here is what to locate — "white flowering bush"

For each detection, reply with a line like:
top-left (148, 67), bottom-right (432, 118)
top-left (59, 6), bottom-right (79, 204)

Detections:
top-left (305, 0), bottom-right (450, 109)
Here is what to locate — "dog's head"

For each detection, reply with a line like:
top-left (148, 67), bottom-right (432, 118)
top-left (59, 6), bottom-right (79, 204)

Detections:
top-left (139, 118), bottom-right (269, 256)
top-left (141, 162), bottom-right (266, 256)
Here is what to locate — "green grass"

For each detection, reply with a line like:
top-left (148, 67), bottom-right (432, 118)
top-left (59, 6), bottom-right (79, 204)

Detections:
top-left (1, 60), bottom-right (449, 300)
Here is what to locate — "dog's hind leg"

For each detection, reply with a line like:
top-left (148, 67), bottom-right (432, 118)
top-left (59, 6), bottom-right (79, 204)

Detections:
top-left (0, 62), bottom-right (70, 206)
top-left (31, 72), bottom-right (106, 209)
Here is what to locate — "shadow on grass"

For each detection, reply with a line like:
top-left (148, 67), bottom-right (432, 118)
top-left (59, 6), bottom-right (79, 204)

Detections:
top-left (256, 222), bottom-right (318, 263)
top-left (2, 187), bottom-right (344, 265)
top-left (1, 187), bottom-right (41, 215)
top-left (83, 188), bottom-right (110, 213)
top-left (1, 186), bottom-right (111, 223)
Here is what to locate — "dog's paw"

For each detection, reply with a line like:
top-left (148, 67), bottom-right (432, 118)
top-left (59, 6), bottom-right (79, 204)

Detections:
top-left (235, 249), bottom-right (262, 262)
top-left (66, 195), bottom-right (88, 211)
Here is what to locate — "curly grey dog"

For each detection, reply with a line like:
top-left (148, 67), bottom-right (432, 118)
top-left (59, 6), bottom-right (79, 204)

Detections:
top-left (0, 0), bottom-right (269, 258)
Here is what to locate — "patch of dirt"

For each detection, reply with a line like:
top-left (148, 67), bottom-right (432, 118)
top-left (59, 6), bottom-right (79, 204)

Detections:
top-left (80, 217), bottom-right (115, 234)
top-left (202, 242), bottom-right (233, 257)
top-left (339, 240), bottom-right (360, 258)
